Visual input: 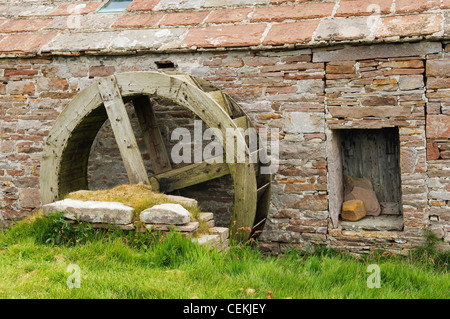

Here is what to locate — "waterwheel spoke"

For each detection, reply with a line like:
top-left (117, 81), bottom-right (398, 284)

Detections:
top-left (148, 155), bottom-right (230, 193)
top-left (97, 76), bottom-right (149, 185)
top-left (132, 95), bottom-right (172, 174)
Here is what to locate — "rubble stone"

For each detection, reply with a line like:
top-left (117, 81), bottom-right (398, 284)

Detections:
top-left (42, 199), bottom-right (134, 225)
top-left (140, 203), bottom-right (191, 225)
top-left (341, 200), bottom-right (367, 222)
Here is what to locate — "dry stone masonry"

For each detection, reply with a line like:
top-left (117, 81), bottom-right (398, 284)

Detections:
top-left (42, 197), bottom-right (229, 251)
top-left (0, 0), bottom-right (449, 254)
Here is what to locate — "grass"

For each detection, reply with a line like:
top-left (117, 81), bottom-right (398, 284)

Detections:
top-left (0, 212), bottom-right (448, 299)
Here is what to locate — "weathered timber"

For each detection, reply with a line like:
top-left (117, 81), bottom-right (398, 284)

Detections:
top-left (149, 155), bottom-right (230, 193)
top-left (40, 84), bottom-right (104, 204)
top-left (132, 95), bottom-right (172, 174)
top-left (97, 76), bottom-right (149, 186)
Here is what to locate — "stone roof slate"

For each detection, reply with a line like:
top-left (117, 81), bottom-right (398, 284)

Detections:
top-left (0, 0), bottom-right (449, 57)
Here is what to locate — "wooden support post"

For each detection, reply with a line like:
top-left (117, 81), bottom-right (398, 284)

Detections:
top-left (132, 95), bottom-right (172, 174)
top-left (97, 76), bottom-right (149, 186)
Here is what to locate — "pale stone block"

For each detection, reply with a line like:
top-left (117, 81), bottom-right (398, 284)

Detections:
top-left (283, 112), bottom-right (324, 134)
top-left (398, 75), bottom-right (424, 91)
top-left (210, 227), bottom-right (229, 242)
top-left (166, 194), bottom-right (198, 207)
top-left (140, 203), bottom-right (191, 225)
top-left (42, 199), bottom-right (134, 225)
top-left (313, 42), bottom-right (442, 62)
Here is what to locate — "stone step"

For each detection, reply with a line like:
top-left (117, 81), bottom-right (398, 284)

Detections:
top-left (140, 203), bottom-right (191, 225)
top-left (165, 195), bottom-right (198, 207)
top-left (341, 215), bottom-right (404, 231)
top-left (145, 221), bottom-right (199, 233)
top-left (193, 234), bottom-right (222, 250)
top-left (210, 227), bottom-right (229, 242)
top-left (192, 226), bottom-right (230, 252)
top-left (42, 199), bottom-right (134, 225)
top-left (199, 212), bottom-right (215, 227)
top-left (42, 199), bottom-right (226, 248)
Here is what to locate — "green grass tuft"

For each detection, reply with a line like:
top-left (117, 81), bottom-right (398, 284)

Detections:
top-left (0, 214), bottom-right (448, 299)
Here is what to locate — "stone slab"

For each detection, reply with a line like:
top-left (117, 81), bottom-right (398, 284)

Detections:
top-left (283, 112), bottom-right (324, 134)
top-left (140, 203), bottom-right (191, 225)
top-left (42, 199), bottom-right (134, 225)
top-left (341, 215), bottom-right (404, 231)
top-left (41, 28), bottom-right (187, 54)
top-left (165, 194), bottom-right (198, 207)
top-left (193, 234), bottom-right (221, 247)
top-left (313, 42), bottom-right (442, 62)
top-left (198, 212), bottom-right (214, 221)
top-left (315, 16), bottom-right (372, 42)
top-left (91, 223), bottom-right (136, 230)
top-left (210, 227), bottom-right (229, 242)
top-left (145, 221), bottom-right (199, 232)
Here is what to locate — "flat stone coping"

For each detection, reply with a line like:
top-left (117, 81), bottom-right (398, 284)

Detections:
top-left (42, 198), bottom-right (134, 225)
top-left (341, 215), bottom-right (404, 231)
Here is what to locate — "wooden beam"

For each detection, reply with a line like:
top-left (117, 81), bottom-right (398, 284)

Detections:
top-left (233, 115), bottom-right (249, 130)
top-left (97, 76), bottom-right (149, 186)
top-left (207, 90), bottom-right (233, 116)
top-left (148, 155), bottom-right (230, 193)
top-left (132, 95), bottom-right (172, 174)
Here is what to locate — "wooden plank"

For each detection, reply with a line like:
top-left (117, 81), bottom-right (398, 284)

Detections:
top-left (226, 96), bottom-right (245, 118)
top-left (233, 116), bottom-right (249, 130)
top-left (207, 90), bottom-right (233, 116)
top-left (342, 128), bottom-right (402, 204)
top-left (257, 182), bottom-right (270, 200)
top-left (253, 182), bottom-right (271, 236)
top-left (132, 95), bottom-right (172, 174)
top-left (148, 155), bottom-right (230, 193)
top-left (97, 76), bottom-right (149, 186)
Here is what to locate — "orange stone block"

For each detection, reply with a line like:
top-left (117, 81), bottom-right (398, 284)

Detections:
top-left (181, 24), bottom-right (266, 48)
top-left (205, 8), bottom-right (252, 24)
top-left (159, 11), bottom-right (210, 26)
top-left (50, 2), bottom-right (103, 16)
top-left (427, 142), bottom-right (440, 160)
top-left (263, 20), bottom-right (320, 46)
top-left (112, 13), bottom-right (163, 28)
top-left (336, 0), bottom-right (393, 17)
top-left (376, 13), bottom-right (443, 38)
top-left (0, 33), bottom-right (56, 55)
top-left (0, 18), bottom-right (52, 33)
top-left (126, 0), bottom-right (160, 12)
top-left (396, 0), bottom-right (440, 14)
top-left (341, 200), bottom-right (367, 222)
top-left (252, 2), bottom-right (334, 22)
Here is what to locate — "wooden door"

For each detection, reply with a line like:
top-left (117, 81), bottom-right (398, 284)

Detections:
top-left (341, 128), bottom-right (401, 205)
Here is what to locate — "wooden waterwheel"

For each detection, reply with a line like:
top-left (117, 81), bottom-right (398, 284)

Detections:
top-left (40, 72), bottom-right (271, 241)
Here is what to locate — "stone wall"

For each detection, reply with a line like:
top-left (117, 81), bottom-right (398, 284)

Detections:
top-left (425, 50), bottom-right (450, 245)
top-left (0, 41), bottom-right (449, 253)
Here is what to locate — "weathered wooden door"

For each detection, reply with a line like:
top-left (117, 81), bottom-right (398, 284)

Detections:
top-left (341, 128), bottom-right (401, 208)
